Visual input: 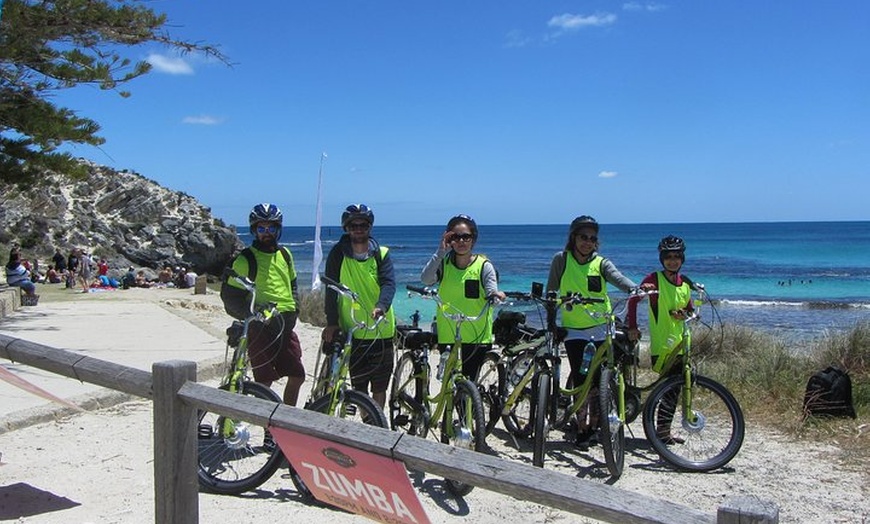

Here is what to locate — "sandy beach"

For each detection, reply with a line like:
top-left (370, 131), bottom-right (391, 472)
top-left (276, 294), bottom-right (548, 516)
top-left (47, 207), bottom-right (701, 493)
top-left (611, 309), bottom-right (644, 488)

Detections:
top-left (0, 286), bottom-right (867, 523)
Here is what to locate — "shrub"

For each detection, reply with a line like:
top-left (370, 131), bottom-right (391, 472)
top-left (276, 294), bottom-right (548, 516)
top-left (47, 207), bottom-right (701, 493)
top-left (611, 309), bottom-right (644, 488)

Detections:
top-left (299, 289), bottom-right (326, 327)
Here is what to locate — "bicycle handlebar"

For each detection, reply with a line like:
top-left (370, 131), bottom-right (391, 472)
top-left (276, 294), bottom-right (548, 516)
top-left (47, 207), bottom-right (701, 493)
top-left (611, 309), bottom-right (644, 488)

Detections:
top-left (406, 284), bottom-right (496, 323)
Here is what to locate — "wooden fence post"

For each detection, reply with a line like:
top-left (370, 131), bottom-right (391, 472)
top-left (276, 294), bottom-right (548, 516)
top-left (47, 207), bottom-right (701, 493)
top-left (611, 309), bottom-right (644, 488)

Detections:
top-left (152, 360), bottom-right (198, 524)
top-left (717, 495), bottom-right (779, 523)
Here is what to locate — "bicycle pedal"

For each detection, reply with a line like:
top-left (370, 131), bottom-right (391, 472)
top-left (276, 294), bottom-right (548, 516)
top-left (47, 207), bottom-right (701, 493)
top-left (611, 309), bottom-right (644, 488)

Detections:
top-left (393, 414), bottom-right (410, 426)
top-left (345, 404), bottom-right (358, 416)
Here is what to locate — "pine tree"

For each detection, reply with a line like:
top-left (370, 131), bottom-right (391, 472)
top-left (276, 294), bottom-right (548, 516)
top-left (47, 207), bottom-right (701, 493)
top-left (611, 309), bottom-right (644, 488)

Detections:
top-left (0, 0), bottom-right (226, 183)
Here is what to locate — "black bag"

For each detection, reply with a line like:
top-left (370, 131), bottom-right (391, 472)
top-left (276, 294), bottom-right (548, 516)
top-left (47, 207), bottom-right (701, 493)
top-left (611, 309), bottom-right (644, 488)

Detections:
top-left (803, 366), bottom-right (856, 419)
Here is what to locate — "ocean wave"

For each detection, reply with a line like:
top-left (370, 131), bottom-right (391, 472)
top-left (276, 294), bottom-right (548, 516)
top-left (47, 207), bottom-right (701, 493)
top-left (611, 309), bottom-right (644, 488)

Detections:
top-left (718, 299), bottom-right (870, 310)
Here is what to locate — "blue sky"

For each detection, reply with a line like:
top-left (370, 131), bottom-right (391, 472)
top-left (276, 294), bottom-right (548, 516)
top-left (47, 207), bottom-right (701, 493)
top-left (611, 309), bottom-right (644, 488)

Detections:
top-left (54, 1), bottom-right (868, 226)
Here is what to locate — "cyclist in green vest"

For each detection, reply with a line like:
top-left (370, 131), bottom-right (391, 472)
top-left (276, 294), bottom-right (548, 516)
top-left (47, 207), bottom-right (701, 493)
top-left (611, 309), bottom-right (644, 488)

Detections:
top-left (626, 235), bottom-right (696, 445)
top-left (546, 215), bottom-right (636, 449)
top-left (322, 204), bottom-right (397, 409)
top-left (626, 235), bottom-right (696, 373)
top-left (222, 203), bottom-right (305, 406)
top-left (421, 214), bottom-right (506, 381)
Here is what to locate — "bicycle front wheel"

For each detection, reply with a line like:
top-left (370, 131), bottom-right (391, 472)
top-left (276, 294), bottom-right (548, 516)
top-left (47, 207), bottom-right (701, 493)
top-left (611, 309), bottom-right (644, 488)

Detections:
top-left (440, 378), bottom-right (485, 496)
top-left (308, 389), bottom-right (389, 428)
top-left (477, 350), bottom-right (504, 436)
top-left (532, 372), bottom-right (551, 468)
top-left (197, 381), bottom-right (284, 494)
top-left (642, 374), bottom-right (745, 472)
top-left (390, 352), bottom-right (427, 437)
top-left (598, 367), bottom-right (625, 479)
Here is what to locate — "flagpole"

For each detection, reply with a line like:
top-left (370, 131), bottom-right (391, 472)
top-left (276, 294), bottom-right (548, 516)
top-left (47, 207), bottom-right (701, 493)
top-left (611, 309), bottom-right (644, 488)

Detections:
top-left (311, 152), bottom-right (327, 291)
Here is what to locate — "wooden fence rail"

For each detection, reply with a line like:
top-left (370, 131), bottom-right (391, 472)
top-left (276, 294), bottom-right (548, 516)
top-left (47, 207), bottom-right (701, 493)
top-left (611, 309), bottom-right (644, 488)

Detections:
top-left (0, 333), bottom-right (779, 524)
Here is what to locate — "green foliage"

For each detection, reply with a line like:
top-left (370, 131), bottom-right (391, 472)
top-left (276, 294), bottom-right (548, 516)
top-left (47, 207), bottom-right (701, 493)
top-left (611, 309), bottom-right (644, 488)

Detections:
top-left (299, 289), bottom-right (326, 327)
top-left (0, 0), bottom-right (226, 184)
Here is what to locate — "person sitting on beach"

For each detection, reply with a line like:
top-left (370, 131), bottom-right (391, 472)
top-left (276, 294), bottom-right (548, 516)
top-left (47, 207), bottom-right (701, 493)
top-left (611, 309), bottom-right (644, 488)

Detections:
top-left (322, 203), bottom-right (396, 409)
top-left (421, 213), bottom-right (506, 382)
top-left (157, 265), bottom-right (173, 285)
top-left (134, 270), bottom-right (151, 288)
top-left (5, 251), bottom-right (38, 296)
top-left (546, 215), bottom-right (637, 450)
top-left (184, 269), bottom-right (198, 289)
top-left (46, 265), bottom-right (62, 284)
top-left (121, 266), bottom-right (136, 289)
top-left (97, 258), bottom-right (109, 277)
top-left (626, 235), bottom-right (698, 444)
top-left (221, 203), bottom-right (305, 406)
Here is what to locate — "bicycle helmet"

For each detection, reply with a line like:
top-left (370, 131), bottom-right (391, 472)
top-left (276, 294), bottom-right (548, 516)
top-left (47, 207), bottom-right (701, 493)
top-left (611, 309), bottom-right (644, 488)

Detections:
top-left (445, 214), bottom-right (478, 240)
top-left (341, 204), bottom-right (375, 229)
top-left (565, 215), bottom-right (599, 250)
top-left (248, 203), bottom-right (283, 237)
top-left (658, 235), bottom-right (686, 263)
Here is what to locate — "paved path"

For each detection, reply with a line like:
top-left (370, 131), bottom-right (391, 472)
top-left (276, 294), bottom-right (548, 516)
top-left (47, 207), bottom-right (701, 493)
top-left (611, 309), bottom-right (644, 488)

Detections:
top-left (0, 293), bottom-right (226, 432)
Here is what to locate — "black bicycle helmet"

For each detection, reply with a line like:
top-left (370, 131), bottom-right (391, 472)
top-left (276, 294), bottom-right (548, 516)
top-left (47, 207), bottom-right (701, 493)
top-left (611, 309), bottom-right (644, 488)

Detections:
top-left (341, 204), bottom-right (375, 228)
top-left (569, 215), bottom-right (599, 234)
top-left (445, 214), bottom-right (478, 240)
top-left (658, 235), bottom-right (686, 263)
top-left (248, 203), bottom-right (283, 236)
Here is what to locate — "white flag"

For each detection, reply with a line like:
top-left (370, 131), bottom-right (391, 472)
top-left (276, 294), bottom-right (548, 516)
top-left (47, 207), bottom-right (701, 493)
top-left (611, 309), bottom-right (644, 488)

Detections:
top-left (311, 152), bottom-right (327, 291)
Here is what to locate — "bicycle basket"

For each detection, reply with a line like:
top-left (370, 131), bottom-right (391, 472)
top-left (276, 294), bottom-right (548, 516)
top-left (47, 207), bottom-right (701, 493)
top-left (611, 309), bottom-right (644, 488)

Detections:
top-left (493, 310), bottom-right (526, 347)
top-left (226, 321), bottom-right (244, 348)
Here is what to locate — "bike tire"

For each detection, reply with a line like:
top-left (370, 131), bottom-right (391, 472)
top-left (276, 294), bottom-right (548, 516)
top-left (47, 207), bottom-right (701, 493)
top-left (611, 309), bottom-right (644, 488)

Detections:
top-left (389, 352), bottom-right (427, 437)
top-left (197, 381), bottom-right (284, 494)
top-left (532, 372), bottom-right (551, 468)
top-left (440, 378), bottom-right (485, 496)
top-left (598, 367), bottom-right (625, 479)
top-left (477, 350), bottom-right (504, 436)
top-left (642, 374), bottom-right (745, 472)
top-left (308, 389), bottom-right (389, 428)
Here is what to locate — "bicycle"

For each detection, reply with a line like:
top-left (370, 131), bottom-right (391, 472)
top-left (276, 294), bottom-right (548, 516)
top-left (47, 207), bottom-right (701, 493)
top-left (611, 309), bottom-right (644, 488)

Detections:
top-left (493, 284), bottom-right (632, 479)
top-left (389, 285), bottom-right (490, 496)
top-left (196, 270), bottom-right (286, 494)
top-left (305, 275), bottom-right (389, 428)
top-left (636, 285), bottom-right (745, 472)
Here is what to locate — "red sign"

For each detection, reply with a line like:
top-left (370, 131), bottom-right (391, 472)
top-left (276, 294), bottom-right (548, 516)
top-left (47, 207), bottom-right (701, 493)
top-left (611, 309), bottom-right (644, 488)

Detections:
top-left (271, 427), bottom-right (430, 524)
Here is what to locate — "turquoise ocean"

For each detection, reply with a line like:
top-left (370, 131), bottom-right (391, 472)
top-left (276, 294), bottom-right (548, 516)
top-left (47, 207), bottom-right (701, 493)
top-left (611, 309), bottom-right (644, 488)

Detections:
top-left (240, 221), bottom-right (870, 348)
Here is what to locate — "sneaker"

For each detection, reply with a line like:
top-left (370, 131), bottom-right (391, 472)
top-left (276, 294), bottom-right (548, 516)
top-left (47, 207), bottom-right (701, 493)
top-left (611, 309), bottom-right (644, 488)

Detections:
top-left (573, 429), bottom-right (597, 450)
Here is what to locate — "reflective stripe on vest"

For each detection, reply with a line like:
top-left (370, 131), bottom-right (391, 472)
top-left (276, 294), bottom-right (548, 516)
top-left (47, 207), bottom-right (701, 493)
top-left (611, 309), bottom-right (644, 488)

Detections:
top-left (437, 255), bottom-right (493, 345)
top-left (338, 246), bottom-right (396, 340)
top-left (559, 254), bottom-right (611, 329)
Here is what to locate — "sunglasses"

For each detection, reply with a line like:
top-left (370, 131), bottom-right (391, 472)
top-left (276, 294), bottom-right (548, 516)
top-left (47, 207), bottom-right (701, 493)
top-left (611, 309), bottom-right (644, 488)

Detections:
top-left (347, 222), bottom-right (370, 231)
top-left (450, 233), bottom-right (474, 242)
top-left (256, 224), bottom-right (279, 235)
top-left (577, 233), bottom-right (598, 243)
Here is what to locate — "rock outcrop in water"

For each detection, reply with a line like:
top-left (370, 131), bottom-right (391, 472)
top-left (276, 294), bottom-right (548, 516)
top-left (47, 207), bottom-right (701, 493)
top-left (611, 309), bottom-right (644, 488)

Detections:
top-left (0, 160), bottom-right (243, 277)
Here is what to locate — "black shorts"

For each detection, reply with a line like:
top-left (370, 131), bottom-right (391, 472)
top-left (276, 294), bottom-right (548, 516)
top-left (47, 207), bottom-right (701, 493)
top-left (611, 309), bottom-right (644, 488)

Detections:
top-left (348, 337), bottom-right (394, 394)
top-left (248, 312), bottom-right (305, 383)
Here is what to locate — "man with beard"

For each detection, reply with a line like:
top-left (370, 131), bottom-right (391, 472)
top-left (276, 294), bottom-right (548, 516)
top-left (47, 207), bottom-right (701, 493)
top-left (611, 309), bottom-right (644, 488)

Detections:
top-left (322, 204), bottom-right (396, 409)
top-left (222, 203), bottom-right (305, 405)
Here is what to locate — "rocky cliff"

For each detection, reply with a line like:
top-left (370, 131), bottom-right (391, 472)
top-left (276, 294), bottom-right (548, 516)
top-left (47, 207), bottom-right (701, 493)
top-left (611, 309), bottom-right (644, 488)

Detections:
top-left (0, 160), bottom-right (243, 277)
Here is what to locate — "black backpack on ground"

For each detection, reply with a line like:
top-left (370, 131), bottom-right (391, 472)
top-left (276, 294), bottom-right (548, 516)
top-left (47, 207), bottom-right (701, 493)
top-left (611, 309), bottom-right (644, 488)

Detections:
top-left (803, 366), bottom-right (857, 419)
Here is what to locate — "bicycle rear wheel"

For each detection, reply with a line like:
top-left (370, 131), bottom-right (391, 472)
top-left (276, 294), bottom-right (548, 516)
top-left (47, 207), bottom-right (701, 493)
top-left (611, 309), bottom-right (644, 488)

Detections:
top-left (532, 372), bottom-right (551, 468)
top-left (390, 352), bottom-right (427, 437)
top-left (502, 352), bottom-right (534, 438)
top-left (642, 374), bottom-right (745, 472)
top-left (440, 378), bottom-right (485, 496)
top-left (477, 350), bottom-right (504, 435)
top-left (197, 381), bottom-right (284, 494)
top-left (308, 389), bottom-right (389, 428)
top-left (598, 367), bottom-right (625, 478)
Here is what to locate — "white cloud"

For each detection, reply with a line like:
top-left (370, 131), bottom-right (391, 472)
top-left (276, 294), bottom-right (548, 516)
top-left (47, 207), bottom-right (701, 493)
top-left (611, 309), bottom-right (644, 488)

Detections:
top-left (623, 2), bottom-right (667, 12)
top-left (598, 171), bottom-right (619, 179)
top-left (182, 115), bottom-right (223, 125)
top-left (146, 53), bottom-right (194, 75)
top-left (548, 13), bottom-right (617, 30)
top-left (504, 29), bottom-right (533, 48)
